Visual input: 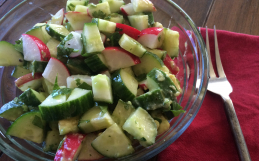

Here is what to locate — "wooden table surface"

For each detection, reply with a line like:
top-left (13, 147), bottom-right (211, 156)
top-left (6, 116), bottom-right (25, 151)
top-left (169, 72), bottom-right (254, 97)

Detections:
top-left (0, 0), bottom-right (259, 160)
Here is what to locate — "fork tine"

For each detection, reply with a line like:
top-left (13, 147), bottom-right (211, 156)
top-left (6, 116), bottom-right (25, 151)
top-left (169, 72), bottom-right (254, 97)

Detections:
top-left (214, 25), bottom-right (226, 78)
top-left (206, 26), bottom-right (216, 78)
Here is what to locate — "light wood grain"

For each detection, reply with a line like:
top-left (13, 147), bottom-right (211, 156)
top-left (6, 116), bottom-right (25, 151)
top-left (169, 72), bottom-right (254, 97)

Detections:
top-left (206, 0), bottom-right (259, 35)
top-left (173, 0), bottom-right (215, 27)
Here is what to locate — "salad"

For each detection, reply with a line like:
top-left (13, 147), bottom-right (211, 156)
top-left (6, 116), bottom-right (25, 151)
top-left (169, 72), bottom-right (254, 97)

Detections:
top-left (0, 0), bottom-right (185, 160)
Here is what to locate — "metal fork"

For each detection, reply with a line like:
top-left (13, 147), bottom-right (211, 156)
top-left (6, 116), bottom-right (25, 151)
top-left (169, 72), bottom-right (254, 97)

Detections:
top-left (206, 26), bottom-right (251, 161)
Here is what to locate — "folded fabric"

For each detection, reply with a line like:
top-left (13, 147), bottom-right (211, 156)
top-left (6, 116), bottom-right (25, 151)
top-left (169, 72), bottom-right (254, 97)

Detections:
top-left (158, 28), bottom-right (259, 161)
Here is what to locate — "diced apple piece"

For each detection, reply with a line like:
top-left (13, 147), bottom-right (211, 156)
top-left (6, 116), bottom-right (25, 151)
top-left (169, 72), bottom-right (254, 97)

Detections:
top-left (22, 34), bottom-right (51, 62)
top-left (102, 47), bottom-right (141, 72)
top-left (163, 54), bottom-right (179, 75)
top-left (116, 23), bottom-right (141, 40)
top-left (15, 73), bottom-right (43, 91)
top-left (138, 27), bottom-right (164, 49)
top-left (131, 0), bottom-right (156, 12)
top-left (42, 58), bottom-right (70, 86)
top-left (78, 133), bottom-right (103, 161)
top-left (54, 133), bottom-right (86, 161)
top-left (48, 8), bottom-right (65, 25)
top-left (65, 11), bottom-right (92, 30)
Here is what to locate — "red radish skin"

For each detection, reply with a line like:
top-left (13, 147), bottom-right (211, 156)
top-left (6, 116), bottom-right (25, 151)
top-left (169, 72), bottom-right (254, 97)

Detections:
top-left (163, 54), bottom-right (179, 75)
top-left (120, 8), bottom-right (128, 16)
top-left (42, 57), bottom-right (70, 86)
top-left (138, 27), bottom-right (164, 49)
top-left (138, 79), bottom-right (148, 90)
top-left (102, 47), bottom-right (141, 71)
top-left (115, 23), bottom-right (140, 40)
top-left (15, 73), bottom-right (42, 87)
top-left (22, 34), bottom-right (51, 61)
top-left (54, 133), bottom-right (86, 161)
top-left (87, 8), bottom-right (92, 17)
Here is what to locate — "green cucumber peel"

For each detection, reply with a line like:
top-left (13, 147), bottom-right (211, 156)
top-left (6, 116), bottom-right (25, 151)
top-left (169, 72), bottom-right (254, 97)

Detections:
top-left (32, 115), bottom-right (44, 129)
top-left (75, 78), bottom-right (92, 90)
top-left (14, 39), bottom-right (23, 54)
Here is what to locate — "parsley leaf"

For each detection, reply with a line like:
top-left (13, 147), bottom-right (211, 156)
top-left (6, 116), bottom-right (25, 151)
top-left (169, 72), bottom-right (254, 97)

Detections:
top-left (57, 33), bottom-right (75, 59)
top-left (104, 32), bottom-right (122, 47)
top-left (52, 88), bottom-right (73, 98)
top-left (75, 78), bottom-right (92, 90)
top-left (92, 10), bottom-right (106, 19)
top-left (100, 106), bottom-right (108, 117)
top-left (140, 137), bottom-right (146, 141)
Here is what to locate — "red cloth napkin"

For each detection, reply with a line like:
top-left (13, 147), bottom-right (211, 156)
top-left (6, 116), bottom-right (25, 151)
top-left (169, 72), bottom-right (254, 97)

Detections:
top-left (158, 28), bottom-right (259, 161)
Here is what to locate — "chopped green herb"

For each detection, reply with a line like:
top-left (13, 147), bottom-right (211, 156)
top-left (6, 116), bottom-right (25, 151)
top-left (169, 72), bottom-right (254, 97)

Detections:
top-left (100, 106), bottom-right (108, 117)
top-left (75, 78), bottom-right (92, 90)
top-left (92, 10), bottom-right (106, 19)
top-left (14, 39), bottom-right (23, 54)
top-left (158, 36), bottom-right (161, 42)
top-left (140, 137), bottom-right (146, 141)
top-left (52, 88), bottom-right (73, 98)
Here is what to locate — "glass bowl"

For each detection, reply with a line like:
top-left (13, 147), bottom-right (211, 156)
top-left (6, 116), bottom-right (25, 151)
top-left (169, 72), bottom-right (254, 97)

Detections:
top-left (0, 0), bottom-right (209, 160)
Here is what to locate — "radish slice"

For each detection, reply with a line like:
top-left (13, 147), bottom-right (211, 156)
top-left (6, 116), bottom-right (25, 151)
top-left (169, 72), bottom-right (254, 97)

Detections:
top-left (138, 79), bottom-right (148, 90)
top-left (138, 27), bottom-right (164, 49)
top-left (102, 47), bottom-right (141, 72)
top-left (15, 73), bottom-right (43, 91)
top-left (100, 33), bottom-right (106, 43)
top-left (120, 3), bottom-right (136, 16)
top-left (115, 23), bottom-right (140, 40)
top-left (64, 32), bottom-right (83, 57)
top-left (54, 133), bottom-right (86, 161)
top-left (163, 54), bottom-right (179, 75)
top-left (22, 34), bottom-right (51, 62)
top-left (49, 8), bottom-right (65, 25)
top-left (42, 58), bottom-right (70, 86)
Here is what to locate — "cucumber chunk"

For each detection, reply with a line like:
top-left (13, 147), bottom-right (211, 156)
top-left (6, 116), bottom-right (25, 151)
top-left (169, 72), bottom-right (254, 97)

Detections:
top-left (91, 123), bottom-right (134, 158)
top-left (145, 48), bottom-right (167, 60)
top-left (123, 107), bottom-right (157, 147)
top-left (82, 23), bottom-right (105, 56)
top-left (66, 75), bottom-right (92, 89)
top-left (39, 88), bottom-right (94, 121)
top-left (66, 58), bottom-right (93, 75)
top-left (26, 25), bottom-right (51, 44)
top-left (104, 13), bottom-right (124, 23)
top-left (112, 68), bottom-right (138, 101)
top-left (132, 89), bottom-right (171, 111)
top-left (84, 54), bottom-right (108, 73)
top-left (11, 66), bottom-right (30, 79)
top-left (78, 106), bottom-right (114, 133)
top-left (6, 111), bottom-right (46, 144)
top-left (43, 130), bottom-right (64, 152)
top-left (147, 68), bottom-right (180, 99)
top-left (132, 51), bottom-right (164, 76)
top-left (42, 78), bottom-right (54, 95)
top-left (45, 24), bottom-right (70, 41)
top-left (58, 116), bottom-right (79, 135)
top-left (112, 100), bottom-right (135, 128)
top-left (162, 28), bottom-right (179, 57)
top-left (91, 74), bottom-right (113, 103)
top-left (66, 0), bottom-right (88, 11)
top-left (128, 15), bottom-right (149, 31)
top-left (88, 2), bottom-right (111, 18)
top-left (18, 88), bottom-right (46, 107)
top-left (119, 34), bottom-right (146, 57)
top-left (0, 41), bottom-right (24, 66)
top-left (46, 38), bottom-right (60, 58)
top-left (0, 98), bottom-right (27, 121)
top-left (78, 133), bottom-right (103, 160)
top-left (102, 0), bottom-right (125, 13)
top-left (92, 18), bottom-right (116, 34)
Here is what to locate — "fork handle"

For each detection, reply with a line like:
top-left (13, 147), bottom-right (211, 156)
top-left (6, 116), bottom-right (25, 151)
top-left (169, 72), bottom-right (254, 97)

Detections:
top-left (222, 96), bottom-right (251, 161)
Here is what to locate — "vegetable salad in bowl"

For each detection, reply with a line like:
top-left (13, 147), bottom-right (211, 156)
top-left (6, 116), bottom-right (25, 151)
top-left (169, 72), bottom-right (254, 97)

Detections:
top-left (0, 0), bottom-right (208, 160)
